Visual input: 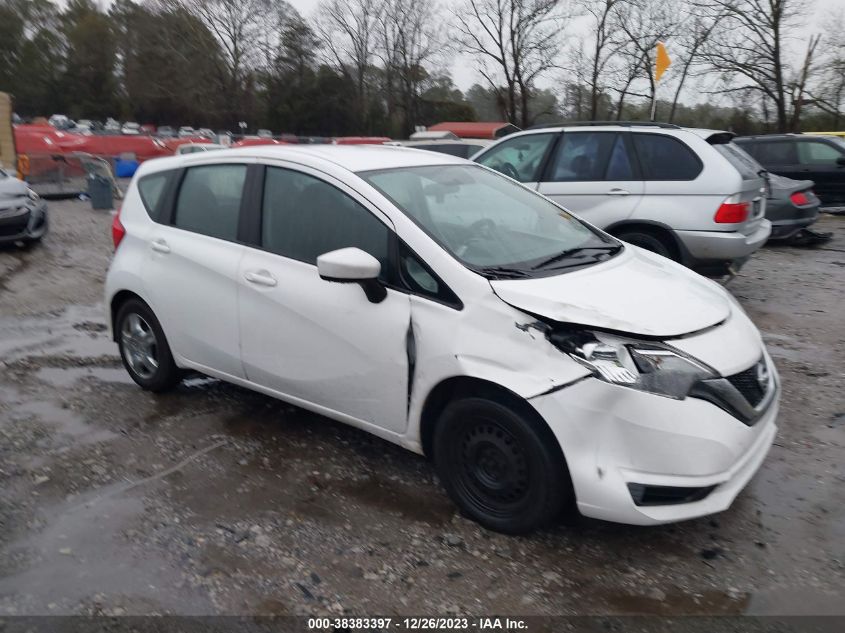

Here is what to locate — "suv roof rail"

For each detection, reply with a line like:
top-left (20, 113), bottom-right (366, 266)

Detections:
top-left (527, 120), bottom-right (682, 130)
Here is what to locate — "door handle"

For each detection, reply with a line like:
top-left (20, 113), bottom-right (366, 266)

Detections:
top-left (606, 188), bottom-right (630, 196)
top-left (244, 270), bottom-right (277, 287)
top-left (151, 239), bottom-right (171, 254)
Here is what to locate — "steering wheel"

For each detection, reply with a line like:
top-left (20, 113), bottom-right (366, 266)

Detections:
top-left (497, 162), bottom-right (520, 180)
top-left (461, 218), bottom-right (501, 260)
top-left (468, 218), bottom-right (498, 237)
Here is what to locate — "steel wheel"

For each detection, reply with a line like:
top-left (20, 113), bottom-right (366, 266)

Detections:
top-left (121, 312), bottom-right (159, 379)
top-left (459, 419), bottom-right (530, 516)
top-left (434, 396), bottom-right (572, 534)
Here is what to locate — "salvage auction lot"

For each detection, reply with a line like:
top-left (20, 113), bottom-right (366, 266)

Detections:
top-left (0, 198), bottom-right (843, 617)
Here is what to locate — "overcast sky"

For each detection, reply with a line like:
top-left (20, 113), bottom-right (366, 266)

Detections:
top-left (285, 0), bottom-right (843, 104)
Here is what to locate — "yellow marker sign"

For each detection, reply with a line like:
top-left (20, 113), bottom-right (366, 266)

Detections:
top-left (655, 42), bottom-right (671, 82)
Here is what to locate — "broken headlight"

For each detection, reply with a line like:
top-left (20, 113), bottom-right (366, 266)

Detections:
top-left (554, 331), bottom-right (716, 399)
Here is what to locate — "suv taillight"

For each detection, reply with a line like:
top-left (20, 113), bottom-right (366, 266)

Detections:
top-left (111, 205), bottom-right (126, 250)
top-left (790, 191), bottom-right (810, 206)
top-left (714, 201), bottom-right (750, 224)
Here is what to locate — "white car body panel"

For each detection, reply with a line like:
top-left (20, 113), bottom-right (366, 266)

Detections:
top-left (490, 246), bottom-right (731, 337)
top-left (105, 145), bottom-right (780, 525)
top-left (238, 251), bottom-right (412, 434)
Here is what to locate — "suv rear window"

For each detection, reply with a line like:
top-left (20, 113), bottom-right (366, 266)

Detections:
top-left (713, 143), bottom-right (761, 180)
top-left (632, 134), bottom-right (702, 180)
top-left (137, 172), bottom-right (170, 221)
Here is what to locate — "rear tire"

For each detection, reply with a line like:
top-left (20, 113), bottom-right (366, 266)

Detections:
top-left (115, 298), bottom-right (181, 392)
top-left (433, 397), bottom-right (571, 534)
top-left (614, 228), bottom-right (677, 261)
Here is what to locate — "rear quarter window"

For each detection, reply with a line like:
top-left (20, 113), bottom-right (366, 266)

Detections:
top-left (631, 134), bottom-right (702, 181)
top-left (713, 143), bottom-right (762, 180)
top-left (137, 172), bottom-right (171, 222)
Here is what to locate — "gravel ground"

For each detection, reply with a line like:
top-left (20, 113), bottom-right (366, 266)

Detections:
top-left (0, 197), bottom-right (843, 617)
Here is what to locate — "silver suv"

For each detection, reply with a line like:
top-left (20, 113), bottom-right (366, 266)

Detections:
top-left (473, 122), bottom-right (771, 275)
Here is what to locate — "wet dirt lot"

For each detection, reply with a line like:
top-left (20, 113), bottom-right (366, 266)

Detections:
top-left (0, 198), bottom-right (843, 617)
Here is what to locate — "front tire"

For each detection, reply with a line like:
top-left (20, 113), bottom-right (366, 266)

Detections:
top-left (433, 397), bottom-right (572, 534)
top-left (116, 298), bottom-right (181, 392)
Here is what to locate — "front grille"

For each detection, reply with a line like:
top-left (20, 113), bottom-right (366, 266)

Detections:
top-left (727, 362), bottom-right (766, 407)
top-left (627, 483), bottom-right (717, 507)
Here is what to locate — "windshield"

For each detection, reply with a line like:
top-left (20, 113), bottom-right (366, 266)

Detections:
top-left (360, 164), bottom-right (620, 277)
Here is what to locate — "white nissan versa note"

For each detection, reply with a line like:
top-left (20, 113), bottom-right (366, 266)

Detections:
top-left (105, 145), bottom-right (780, 534)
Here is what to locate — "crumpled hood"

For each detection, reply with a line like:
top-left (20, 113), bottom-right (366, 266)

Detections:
top-left (490, 246), bottom-right (731, 338)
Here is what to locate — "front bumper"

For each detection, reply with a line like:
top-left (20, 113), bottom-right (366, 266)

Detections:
top-left (0, 200), bottom-right (48, 243)
top-left (530, 361), bottom-right (779, 526)
top-left (676, 219), bottom-right (771, 273)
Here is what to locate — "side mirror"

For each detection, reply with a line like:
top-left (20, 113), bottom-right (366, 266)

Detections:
top-left (836, 156), bottom-right (845, 167)
top-left (317, 247), bottom-right (386, 303)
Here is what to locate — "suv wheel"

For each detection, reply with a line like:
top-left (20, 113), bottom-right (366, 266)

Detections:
top-left (433, 397), bottom-right (571, 534)
top-left (615, 228), bottom-right (677, 261)
top-left (116, 298), bottom-right (181, 392)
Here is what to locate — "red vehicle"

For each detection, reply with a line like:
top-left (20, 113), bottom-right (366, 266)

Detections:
top-left (76, 134), bottom-right (170, 161)
top-left (14, 124), bottom-right (89, 154)
top-left (15, 124), bottom-right (170, 161)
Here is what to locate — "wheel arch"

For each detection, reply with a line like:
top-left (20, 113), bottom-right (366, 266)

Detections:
top-left (109, 289), bottom-right (149, 341)
top-left (605, 219), bottom-right (687, 263)
top-left (418, 375), bottom-right (563, 463)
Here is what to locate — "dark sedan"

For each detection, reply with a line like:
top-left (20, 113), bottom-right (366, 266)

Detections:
top-left (735, 134), bottom-right (845, 208)
top-left (766, 173), bottom-right (820, 241)
top-left (0, 167), bottom-right (48, 246)
top-left (727, 142), bottom-right (826, 243)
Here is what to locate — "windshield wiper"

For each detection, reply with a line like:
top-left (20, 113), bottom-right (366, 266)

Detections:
top-left (476, 266), bottom-right (532, 279)
top-left (530, 245), bottom-right (622, 270)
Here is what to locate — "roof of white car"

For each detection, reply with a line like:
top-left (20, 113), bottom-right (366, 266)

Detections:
top-left (140, 144), bottom-right (467, 176)
top-left (511, 124), bottom-right (731, 140)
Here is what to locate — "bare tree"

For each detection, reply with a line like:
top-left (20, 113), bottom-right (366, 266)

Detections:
top-left (807, 10), bottom-right (845, 128)
top-left (575, 0), bottom-right (625, 120)
top-left (377, 0), bottom-right (441, 135)
top-left (162, 0), bottom-right (286, 123)
top-left (668, 2), bottom-right (726, 122)
top-left (454, 0), bottom-right (562, 127)
top-left (315, 0), bottom-right (383, 131)
top-left (787, 33), bottom-right (819, 131)
top-left (697, 0), bottom-right (808, 132)
top-left (610, 0), bottom-right (679, 119)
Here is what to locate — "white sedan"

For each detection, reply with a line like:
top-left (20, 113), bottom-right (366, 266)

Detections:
top-left (105, 145), bottom-right (779, 533)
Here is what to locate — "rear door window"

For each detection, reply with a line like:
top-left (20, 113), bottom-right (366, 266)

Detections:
top-left (173, 164), bottom-right (247, 241)
top-left (475, 133), bottom-right (556, 182)
top-left (752, 140), bottom-right (798, 165)
top-left (546, 132), bottom-right (634, 181)
top-left (631, 134), bottom-right (702, 180)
